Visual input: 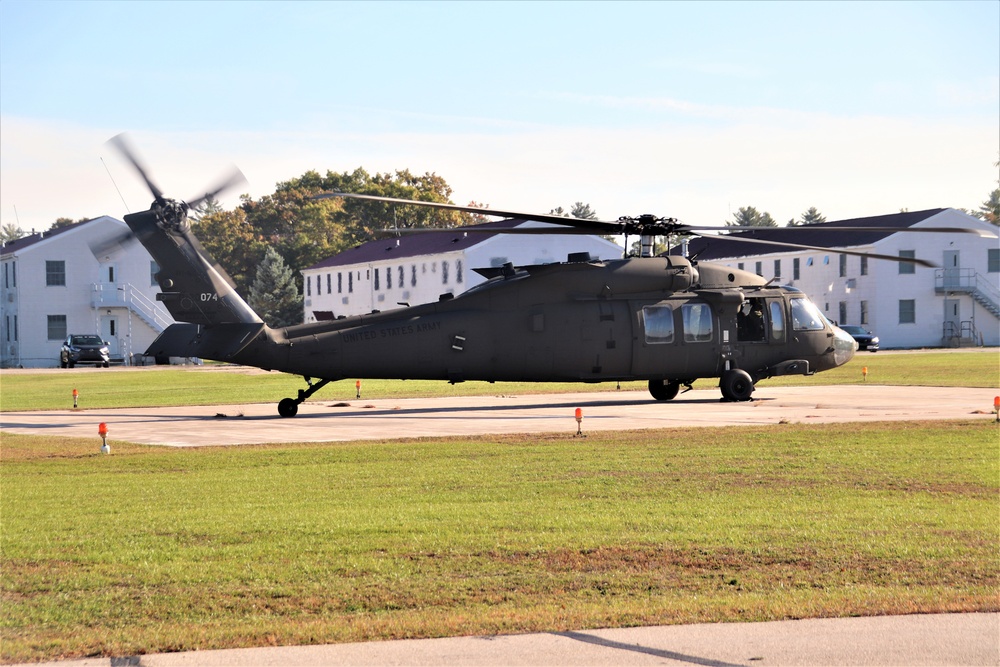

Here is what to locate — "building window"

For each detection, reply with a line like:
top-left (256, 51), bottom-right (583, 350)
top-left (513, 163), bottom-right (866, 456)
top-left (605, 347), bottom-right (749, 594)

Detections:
top-left (807, 257), bottom-right (814, 267)
top-left (839, 301), bottom-right (847, 324)
top-left (898, 250), bottom-right (916, 274)
top-left (793, 258), bottom-right (800, 280)
top-left (387, 266), bottom-right (392, 289)
top-left (411, 265), bottom-right (417, 287)
top-left (374, 268), bottom-right (380, 291)
top-left (860, 256), bottom-right (868, 276)
top-left (442, 261), bottom-right (449, 285)
top-left (4, 263), bottom-right (7, 288)
top-left (839, 254), bottom-right (847, 278)
top-left (327, 273), bottom-right (332, 294)
top-left (348, 272), bottom-right (353, 293)
top-left (457, 260), bottom-right (464, 284)
top-left (47, 314), bottom-right (67, 340)
top-left (860, 300), bottom-right (868, 325)
top-left (46, 260), bottom-right (65, 286)
top-left (306, 275), bottom-right (311, 296)
top-left (773, 259), bottom-right (781, 278)
top-left (398, 265), bottom-right (404, 287)
top-left (899, 299), bottom-right (916, 324)
top-left (989, 248), bottom-right (999, 273)
top-left (754, 261), bottom-right (762, 276)
top-left (337, 272), bottom-right (342, 293)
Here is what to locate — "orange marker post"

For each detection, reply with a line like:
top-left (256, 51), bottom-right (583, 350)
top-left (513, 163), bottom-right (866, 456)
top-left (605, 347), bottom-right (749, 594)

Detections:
top-left (98, 423), bottom-right (110, 454)
top-left (356, 380), bottom-right (362, 399)
top-left (994, 396), bottom-right (999, 423)
top-left (72, 388), bottom-right (79, 408)
top-left (862, 366), bottom-right (868, 382)
top-left (574, 407), bottom-right (584, 437)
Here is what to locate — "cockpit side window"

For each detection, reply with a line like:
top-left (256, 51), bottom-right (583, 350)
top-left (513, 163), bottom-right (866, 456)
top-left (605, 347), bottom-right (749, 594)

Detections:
top-left (642, 305), bottom-right (674, 344)
top-left (682, 302), bottom-right (714, 342)
top-left (769, 301), bottom-right (785, 340)
top-left (790, 297), bottom-right (825, 331)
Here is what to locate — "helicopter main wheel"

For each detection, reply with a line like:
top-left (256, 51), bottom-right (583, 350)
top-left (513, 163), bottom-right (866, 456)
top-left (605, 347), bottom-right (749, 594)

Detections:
top-left (648, 379), bottom-right (680, 401)
top-left (719, 369), bottom-right (754, 402)
top-left (277, 398), bottom-right (299, 418)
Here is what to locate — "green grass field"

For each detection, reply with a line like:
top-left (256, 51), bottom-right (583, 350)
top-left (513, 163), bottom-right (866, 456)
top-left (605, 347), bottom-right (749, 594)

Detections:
top-left (1, 350), bottom-right (997, 412)
top-left (1, 351), bottom-right (998, 662)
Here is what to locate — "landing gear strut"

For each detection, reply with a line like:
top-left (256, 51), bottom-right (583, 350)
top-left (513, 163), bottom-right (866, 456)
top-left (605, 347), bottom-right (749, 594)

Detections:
top-left (277, 376), bottom-right (331, 417)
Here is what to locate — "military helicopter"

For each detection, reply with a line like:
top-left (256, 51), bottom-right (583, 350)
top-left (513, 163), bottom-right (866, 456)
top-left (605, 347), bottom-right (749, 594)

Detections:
top-left (110, 136), bottom-right (992, 416)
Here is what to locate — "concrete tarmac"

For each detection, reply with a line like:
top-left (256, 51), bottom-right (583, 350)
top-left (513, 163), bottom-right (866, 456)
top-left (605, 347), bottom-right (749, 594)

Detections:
top-left (1, 384), bottom-right (995, 446)
top-left (4, 383), bottom-right (998, 666)
top-left (21, 613), bottom-right (1000, 666)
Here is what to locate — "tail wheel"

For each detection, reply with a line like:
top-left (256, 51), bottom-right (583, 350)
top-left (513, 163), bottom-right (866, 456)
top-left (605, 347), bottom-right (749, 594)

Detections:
top-left (648, 379), bottom-right (680, 401)
top-left (277, 398), bottom-right (299, 418)
top-left (719, 369), bottom-right (754, 402)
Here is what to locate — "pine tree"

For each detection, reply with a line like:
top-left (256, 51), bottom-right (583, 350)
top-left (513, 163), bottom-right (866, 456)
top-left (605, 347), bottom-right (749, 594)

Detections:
top-left (248, 247), bottom-right (302, 327)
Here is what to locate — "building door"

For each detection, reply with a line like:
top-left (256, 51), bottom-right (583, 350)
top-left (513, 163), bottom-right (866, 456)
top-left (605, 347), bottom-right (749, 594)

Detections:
top-left (100, 315), bottom-right (120, 357)
top-left (942, 250), bottom-right (960, 288)
top-left (943, 299), bottom-right (960, 340)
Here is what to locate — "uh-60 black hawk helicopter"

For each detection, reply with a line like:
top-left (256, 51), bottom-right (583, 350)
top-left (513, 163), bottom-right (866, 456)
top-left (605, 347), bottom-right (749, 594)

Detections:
top-left (110, 135), bottom-right (992, 417)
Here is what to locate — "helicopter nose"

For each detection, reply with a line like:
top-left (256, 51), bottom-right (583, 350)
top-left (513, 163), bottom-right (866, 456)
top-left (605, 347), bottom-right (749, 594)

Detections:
top-left (831, 325), bottom-right (858, 367)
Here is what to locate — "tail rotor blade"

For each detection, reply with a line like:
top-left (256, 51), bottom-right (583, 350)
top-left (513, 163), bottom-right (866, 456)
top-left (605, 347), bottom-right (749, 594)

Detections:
top-left (106, 133), bottom-right (164, 202)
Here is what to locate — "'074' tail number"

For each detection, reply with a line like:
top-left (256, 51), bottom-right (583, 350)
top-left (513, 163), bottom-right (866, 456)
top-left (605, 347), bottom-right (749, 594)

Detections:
top-left (200, 292), bottom-right (219, 302)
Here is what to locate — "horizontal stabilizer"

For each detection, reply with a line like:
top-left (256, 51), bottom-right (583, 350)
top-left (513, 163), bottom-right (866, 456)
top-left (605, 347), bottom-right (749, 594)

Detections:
top-left (145, 323), bottom-right (266, 362)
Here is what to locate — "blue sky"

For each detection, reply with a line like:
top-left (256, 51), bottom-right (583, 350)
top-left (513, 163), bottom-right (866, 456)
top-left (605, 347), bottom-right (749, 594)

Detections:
top-left (1, 0), bottom-right (997, 232)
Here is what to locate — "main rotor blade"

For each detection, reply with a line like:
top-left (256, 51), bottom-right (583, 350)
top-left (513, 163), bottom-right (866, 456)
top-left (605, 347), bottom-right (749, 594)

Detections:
top-left (186, 166), bottom-right (248, 210)
top-left (711, 224), bottom-right (996, 238)
top-left (106, 133), bottom-right (164, 202)
top-left (376, 225), bottom-right (609, 236)
top-left (316, 192), bottom-right (620, 233)
top-left (690, 230), bottom-right (938, 268)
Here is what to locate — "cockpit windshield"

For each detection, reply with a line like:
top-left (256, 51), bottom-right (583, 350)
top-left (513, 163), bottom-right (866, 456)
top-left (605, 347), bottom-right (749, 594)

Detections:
top-left (789, 297), bottom-right (825, 331)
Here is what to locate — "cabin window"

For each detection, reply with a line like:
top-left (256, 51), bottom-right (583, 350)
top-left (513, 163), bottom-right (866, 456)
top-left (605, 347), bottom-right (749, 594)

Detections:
top-left (641, 305), bottom-right (674, 344)
top-left (790, 297), bottom-right (824, 331)
top-left (898, 250), bottom-right (916, 274)
top-left (769, 301), bottom-right (785, 340)
top-left (150, 261), bottom-right (159, 286)
top-left (682, 302), bottom-right (713, 343)
top-left (46, 260), bottom-right (65, 286)
top-left (47, 314), bottom-right (67, 340)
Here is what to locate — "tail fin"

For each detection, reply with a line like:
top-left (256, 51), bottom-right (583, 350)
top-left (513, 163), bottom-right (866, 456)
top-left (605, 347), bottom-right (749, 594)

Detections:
top-left (125, 208), bottom-right (262, 326)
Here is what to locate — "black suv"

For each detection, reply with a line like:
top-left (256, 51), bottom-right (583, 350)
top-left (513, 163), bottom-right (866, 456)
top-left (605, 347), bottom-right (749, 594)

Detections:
top-left (60, 334), bottom-right (111, 368)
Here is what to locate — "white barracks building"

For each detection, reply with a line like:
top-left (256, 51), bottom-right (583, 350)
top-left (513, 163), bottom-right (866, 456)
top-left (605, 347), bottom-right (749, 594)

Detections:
top-left (301, 219), bottom-right (623, 323)
top-left (676, 208), bottom-right (999, 349)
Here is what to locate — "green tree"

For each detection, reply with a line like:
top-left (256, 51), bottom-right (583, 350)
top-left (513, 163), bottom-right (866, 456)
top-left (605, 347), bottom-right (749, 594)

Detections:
top-left (570, 202), bottom-right (598, 219)
top-left (49, 217), bottom-right (89, 231)
top-left (1, 223), bottom-right (24, 243)
top-left (248, 246), bottom-right (302, 328)
top-left (788, 207), bottom-right (827, 226)
top-left (976, 188), bottom-right (999, 225)
top-left (726, 206), bottom-right (777, 227)
top-left (194, 208), bottom-right (268, 295)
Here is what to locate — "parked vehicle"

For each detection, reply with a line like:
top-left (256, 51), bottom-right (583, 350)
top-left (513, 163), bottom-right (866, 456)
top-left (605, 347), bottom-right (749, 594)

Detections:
top-left (839, 325), bottom-right (879, 352)
top-left (60, 334), bottom-right (111, 368)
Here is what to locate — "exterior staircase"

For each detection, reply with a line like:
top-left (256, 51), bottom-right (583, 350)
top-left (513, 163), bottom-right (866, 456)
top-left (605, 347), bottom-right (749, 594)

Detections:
top-left (935, 269), bottom-right (1000, 318)
top-left (91, 283), bottom-right (173, 362)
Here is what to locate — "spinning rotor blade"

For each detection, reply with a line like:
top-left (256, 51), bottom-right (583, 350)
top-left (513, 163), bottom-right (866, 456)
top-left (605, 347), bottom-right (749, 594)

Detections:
top-left (107, 133), bottom-right (164, 202)
top-left (711, 224), bottom-right (996, 237)
top-left (316, 192), bottom-right (621, 234)
top-left (689, 229), bottom-right (938, 268)
top-left (186, 166), bottom-right (248, 210)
